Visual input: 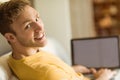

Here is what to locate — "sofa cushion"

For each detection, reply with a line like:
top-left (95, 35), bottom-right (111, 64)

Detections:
top-left (0, 52), bottom-right (18, 80)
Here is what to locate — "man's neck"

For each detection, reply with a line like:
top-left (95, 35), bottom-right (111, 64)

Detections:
top-left (12, 47), bottom-right (40, 60)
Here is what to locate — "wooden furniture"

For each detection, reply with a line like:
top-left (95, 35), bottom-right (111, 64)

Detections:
top-left (93, 0), bottom-right (120, 36)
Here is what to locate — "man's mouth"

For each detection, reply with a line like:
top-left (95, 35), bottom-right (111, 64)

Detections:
top-left (34, 33), bottom-right (45, 40)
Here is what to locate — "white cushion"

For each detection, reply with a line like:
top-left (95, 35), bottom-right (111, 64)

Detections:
top-left (41, 37), bottom-right (71, 65)
top-left (0, 34), bottom-right (11, 56)
top-left (0, 52), bottom-right (18, 80)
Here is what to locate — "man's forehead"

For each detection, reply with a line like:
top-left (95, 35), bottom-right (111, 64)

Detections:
top-left (12, 6), bottom-right (39, 26)
top-left (15, 6), bottom-right (37, 19)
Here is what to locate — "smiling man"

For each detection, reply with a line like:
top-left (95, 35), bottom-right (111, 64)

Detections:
top-left (0, 0), bottom-right (115, 80)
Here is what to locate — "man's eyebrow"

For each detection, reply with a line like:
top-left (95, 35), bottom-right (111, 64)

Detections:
top-left (22, 19), bottom-right (31, 24)
top-left (22, 12), bottom-right (39, 24)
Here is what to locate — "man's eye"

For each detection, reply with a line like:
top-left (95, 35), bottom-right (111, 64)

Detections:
top-left (25, 24), bottom-right (31, 29)
top-left (36, 17), bottom-right (39, 22)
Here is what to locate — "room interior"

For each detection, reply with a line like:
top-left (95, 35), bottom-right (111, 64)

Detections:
top-left (0, 0), bottom-right (120, 80)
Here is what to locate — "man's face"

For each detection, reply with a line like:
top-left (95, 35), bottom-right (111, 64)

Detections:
top-left (11, 5), bottom-right (47, 47)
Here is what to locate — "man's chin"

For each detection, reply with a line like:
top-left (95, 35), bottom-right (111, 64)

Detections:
top-left (40, 39), bottom-right (47, 47)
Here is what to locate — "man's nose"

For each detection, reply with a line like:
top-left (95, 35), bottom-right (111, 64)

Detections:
top-left (34, 23), bottom-right (44, 32)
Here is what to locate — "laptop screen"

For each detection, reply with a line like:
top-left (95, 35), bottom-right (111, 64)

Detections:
top-left (71, 36), bottom-right (120, 68)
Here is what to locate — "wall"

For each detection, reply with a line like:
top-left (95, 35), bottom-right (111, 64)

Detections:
top-left (70, 0), bottom-right (96, 38)
top-left (34, 0), bottom-right (96, 64)
top-left (34, 0), bottom-right (72, 64)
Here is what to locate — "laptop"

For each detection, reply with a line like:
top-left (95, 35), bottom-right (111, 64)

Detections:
top-left (71, 36), bottom-right (120, 69)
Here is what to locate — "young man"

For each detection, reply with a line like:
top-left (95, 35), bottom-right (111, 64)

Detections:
top-left (0, 0), bottom-right (115, 80)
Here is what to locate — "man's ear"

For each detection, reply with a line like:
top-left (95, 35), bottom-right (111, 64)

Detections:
top-left (4, 33), bottom-right (16, 43)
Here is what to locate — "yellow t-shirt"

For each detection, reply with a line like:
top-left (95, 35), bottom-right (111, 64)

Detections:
top-left (8, 51), bottom-right (88, 80)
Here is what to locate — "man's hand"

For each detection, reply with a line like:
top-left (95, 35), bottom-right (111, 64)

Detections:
top-left (72, 65), bottom-right (91, 74)
top-left (91, 68), bottom-right (116, 80)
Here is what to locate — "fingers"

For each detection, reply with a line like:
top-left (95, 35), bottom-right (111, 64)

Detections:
top-left (90, 68), bottom-right (97, 74)
top-left (72, 65), bottom-right (91, 74)
top-left (95, 69), bottom-right (116, 80)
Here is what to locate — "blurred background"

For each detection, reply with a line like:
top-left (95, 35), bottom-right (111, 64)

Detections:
top-left (32, 0), bottom-right (120, 60)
